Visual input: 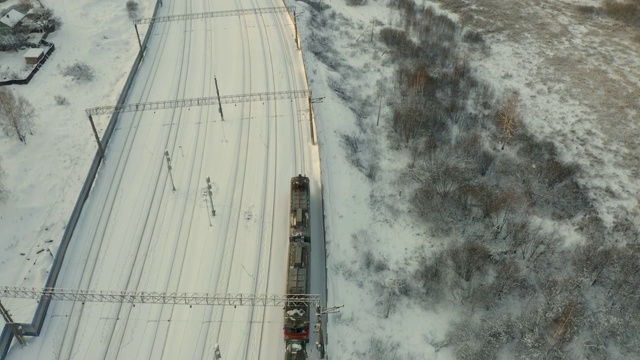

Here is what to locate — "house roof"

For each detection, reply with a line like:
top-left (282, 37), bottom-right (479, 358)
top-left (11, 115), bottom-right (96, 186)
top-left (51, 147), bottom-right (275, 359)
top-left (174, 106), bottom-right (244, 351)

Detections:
top-left (24, 48), bottom-right (44, 58)
top-left (0, 9), bottom-right (27, 28)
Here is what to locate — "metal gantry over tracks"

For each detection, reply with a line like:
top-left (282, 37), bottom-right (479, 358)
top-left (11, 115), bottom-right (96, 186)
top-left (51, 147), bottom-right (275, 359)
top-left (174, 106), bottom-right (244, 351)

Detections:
top-left (0, 287), bottom-right (320, 307)
top-left (1, 286), bottom-right (326, 351)
top-left (85, 90), bottom-right (310, 116)
top-left (134, 6), bottom-right (291, 25)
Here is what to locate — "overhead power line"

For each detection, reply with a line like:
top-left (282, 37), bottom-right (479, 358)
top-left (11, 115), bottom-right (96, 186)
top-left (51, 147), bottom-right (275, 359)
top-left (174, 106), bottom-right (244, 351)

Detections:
top-left (0, 287), bottom-right (320, 307)
top-left (134, 6), bottom-right (291, 25)
top-left (85, 90), bottom-right (309, 116)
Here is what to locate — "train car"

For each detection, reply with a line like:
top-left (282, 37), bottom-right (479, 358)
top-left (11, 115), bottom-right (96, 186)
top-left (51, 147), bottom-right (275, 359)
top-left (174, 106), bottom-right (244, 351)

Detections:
top-left (284, 175), bottom-right (311, 360)
top-left (289, 175), bottom-right (310, 243)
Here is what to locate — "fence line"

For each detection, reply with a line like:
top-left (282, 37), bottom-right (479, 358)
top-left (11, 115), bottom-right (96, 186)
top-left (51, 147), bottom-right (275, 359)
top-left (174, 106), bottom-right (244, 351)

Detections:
top-left (0, 43), bottom-right (55, 86)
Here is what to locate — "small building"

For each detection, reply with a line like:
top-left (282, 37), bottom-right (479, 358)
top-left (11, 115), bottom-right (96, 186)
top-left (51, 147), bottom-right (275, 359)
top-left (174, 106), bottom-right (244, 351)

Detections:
top-left (27, 32), bottom-right (45, 46)
top-left (24, 48), bottom-right (44, 65)
top-left (0, 9), bottom-right (27, 31)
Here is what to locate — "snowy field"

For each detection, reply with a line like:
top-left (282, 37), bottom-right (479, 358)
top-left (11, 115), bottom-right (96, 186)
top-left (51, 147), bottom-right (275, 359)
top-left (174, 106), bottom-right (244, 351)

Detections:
top-left (2, 0), bottom-right (639, 358)
top-left (294, 0), bottom-right (640, 358)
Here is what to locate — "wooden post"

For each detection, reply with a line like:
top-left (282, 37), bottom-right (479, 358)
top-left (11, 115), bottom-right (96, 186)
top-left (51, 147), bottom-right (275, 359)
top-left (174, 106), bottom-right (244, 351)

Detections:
top-left (308, 96), bottom-right (316, 145)
top-left (214, 76), bottom-right (224, 121)
top-left (376, 95), bottom-right (382, 126)
top-left (0, 300), bottom-right (26, 346)
top-left (134, 24), bottom-right (142, 51)
top-left (88, 114), bottom-right (106, 161)
top-left (293, 11), bottom-right (300, 50)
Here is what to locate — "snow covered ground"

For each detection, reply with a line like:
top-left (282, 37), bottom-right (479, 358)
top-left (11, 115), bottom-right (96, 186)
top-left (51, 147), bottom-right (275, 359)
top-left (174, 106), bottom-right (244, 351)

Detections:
top-left (293, 0), bottom-right (640, 358)
top-left (2, 0), bottom-right (639, 358)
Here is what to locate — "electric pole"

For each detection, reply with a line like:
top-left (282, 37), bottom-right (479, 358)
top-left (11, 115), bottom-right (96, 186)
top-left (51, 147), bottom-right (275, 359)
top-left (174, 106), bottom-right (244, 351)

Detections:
top-left (134, 24), bottom-right (142, 50)
top-left (371, 18), bottom-right (375, 42)
top-left (0, 300), bottom-right (26, 346)
top-left (214, 76), bottom-right (224, 121)
top-left (164, 150), bottom-right (176, 191)
top-left (206, 177), bottom-right (216, 217)
top-left (88, 114), bottom-right (106, 161)
top-left (315, 304), bottom-right (343, 359)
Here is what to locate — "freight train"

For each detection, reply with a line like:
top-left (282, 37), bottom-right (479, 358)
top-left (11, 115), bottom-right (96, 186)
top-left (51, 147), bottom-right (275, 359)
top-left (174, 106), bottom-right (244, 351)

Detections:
top-left (284, 175), bottom-right (311, 360)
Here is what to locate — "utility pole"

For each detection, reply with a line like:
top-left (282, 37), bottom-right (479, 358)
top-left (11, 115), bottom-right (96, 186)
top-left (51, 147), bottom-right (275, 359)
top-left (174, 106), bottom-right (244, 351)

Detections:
top-left (0, 300), bottom-right (26, 346)
top-left (293, 10), bottom-right (300, 50)
top-left (164, 150), bottom-right (176, 191)
top-left (134, 24), bottom-right (142, 50)
top-left (376, 95), bottom-right (382, 126)
top-left (88, 114), bottom-right (106, 161)
top-left (206, 177), bottom-right (216, 217)
top-left (315, 304), bottom-right (343, 359)
top-left (214, 76), bottom-right (224, 121)
top-left (371, 18), bottom-right (375, 42)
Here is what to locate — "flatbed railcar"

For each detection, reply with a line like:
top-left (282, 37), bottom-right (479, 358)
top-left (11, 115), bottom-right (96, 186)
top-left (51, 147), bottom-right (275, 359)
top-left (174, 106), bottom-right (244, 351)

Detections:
top-left (284, 175), bottom-right (311, 360)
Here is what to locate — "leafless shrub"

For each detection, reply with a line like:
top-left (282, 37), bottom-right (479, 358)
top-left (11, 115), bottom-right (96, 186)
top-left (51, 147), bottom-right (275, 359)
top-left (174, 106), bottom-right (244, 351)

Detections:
top-left (22, 7), bottom-right (61, 32)
top-left (54, 95), bottom-right (69, 106)
top-left (15, 0), bottom-right (33, 13)
top-left (576, 5), bottom-right (602, 16)
top-left (379, 27), bottom-right (418, 57)
top-left (602, 0), bottom-right (640, 25)
top-left (419, 8), bottom-right (458, 45)
top-left (345, 0), bottom-right (366, 6)
top-left (0, 33), bottom-right (28, 51)
top-left (327, 76), bottom-right (352, 103)
top-left (511, 221), bottom-right (559, 265)
top-left (448, 241), bottom-right (492, 282)
top-left (491, 260), bottom-right (532, 300)
top-left (462, 29), bottom-right (484, 44)
top-left (415, 250), bottom-right (448, 302)
top-left (126, 0), bottom-right (140, 21)
top-left (340, 133), bottom-right (380, 181)
top-left (60, 61), bottom-right (95, 82)
top-left (495, 92), bottom-right (520, 149)
top-left (0, 88), bottom-right (35, 143)
top-left (357, 337), bottom-right (400, 360)
top-left (362, 249), bottom-right (388, 273)
top-left (447, 316), bottom-right (513, 360)
top-left (0, 156), bottom-right (7, 204)
top-left (611, 216), bottom-right (640, 243)
top-left (473, 82), bottom-right (495, 112)
top-left (540, 159), bottom-right (579, 187)
top-left (388, 0), bottom-right (418, 31)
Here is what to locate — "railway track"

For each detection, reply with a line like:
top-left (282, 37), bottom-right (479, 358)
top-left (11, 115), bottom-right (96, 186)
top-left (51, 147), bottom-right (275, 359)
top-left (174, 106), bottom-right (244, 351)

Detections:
top-left (4, 0), bottom-right (315, 358)
top-left (52, 1), bottom-right (188, 358)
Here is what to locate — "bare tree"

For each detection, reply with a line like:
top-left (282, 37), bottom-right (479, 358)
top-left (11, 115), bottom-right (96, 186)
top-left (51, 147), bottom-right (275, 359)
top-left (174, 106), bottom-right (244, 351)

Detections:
top-left (126, 0), bottom-right (140, 21)
top-left (0, 88), bottom-right (35, 143)
top-left (496, 92), bottom-right (520, 150)
top-left (0, 156), bottom-right (7, 204)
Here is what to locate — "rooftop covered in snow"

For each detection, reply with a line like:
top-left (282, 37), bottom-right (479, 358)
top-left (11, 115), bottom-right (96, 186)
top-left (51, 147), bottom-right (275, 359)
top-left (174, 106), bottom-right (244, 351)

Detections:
top-left (0, 9), bottom-right (26, 29)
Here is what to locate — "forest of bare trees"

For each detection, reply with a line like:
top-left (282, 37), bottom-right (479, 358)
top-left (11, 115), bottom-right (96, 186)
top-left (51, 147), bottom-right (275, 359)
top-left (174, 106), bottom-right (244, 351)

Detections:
top-left (305, 0), bottom-right (640, 357)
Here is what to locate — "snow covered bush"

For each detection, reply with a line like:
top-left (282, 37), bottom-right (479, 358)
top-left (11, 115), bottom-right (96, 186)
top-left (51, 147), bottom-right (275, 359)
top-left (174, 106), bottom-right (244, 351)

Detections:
top-left (341, 133), bottom-right (380, 181)
top-left (345, 0), bottom-right (366, 7)
top-left (357, 337), bottom-right (400, 360)
top-left (54, 94), bottom-right (69, 105)
top-left (126, 0), bottom-right (140, 21)
top-left (20, 7), bottom-right (62, 33)
top-left (60, 61), bottom-right (95, 82)
top-left (15, 0), bottom-right (34, 13)
top-left (0, 88), bottom-right (35, 143)
top-left (602, 0), bottom-right (640, 25)
top-left (0, 34), bottom-right (28, 51)
top-left (0, 157), bottom-right (7, 204)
